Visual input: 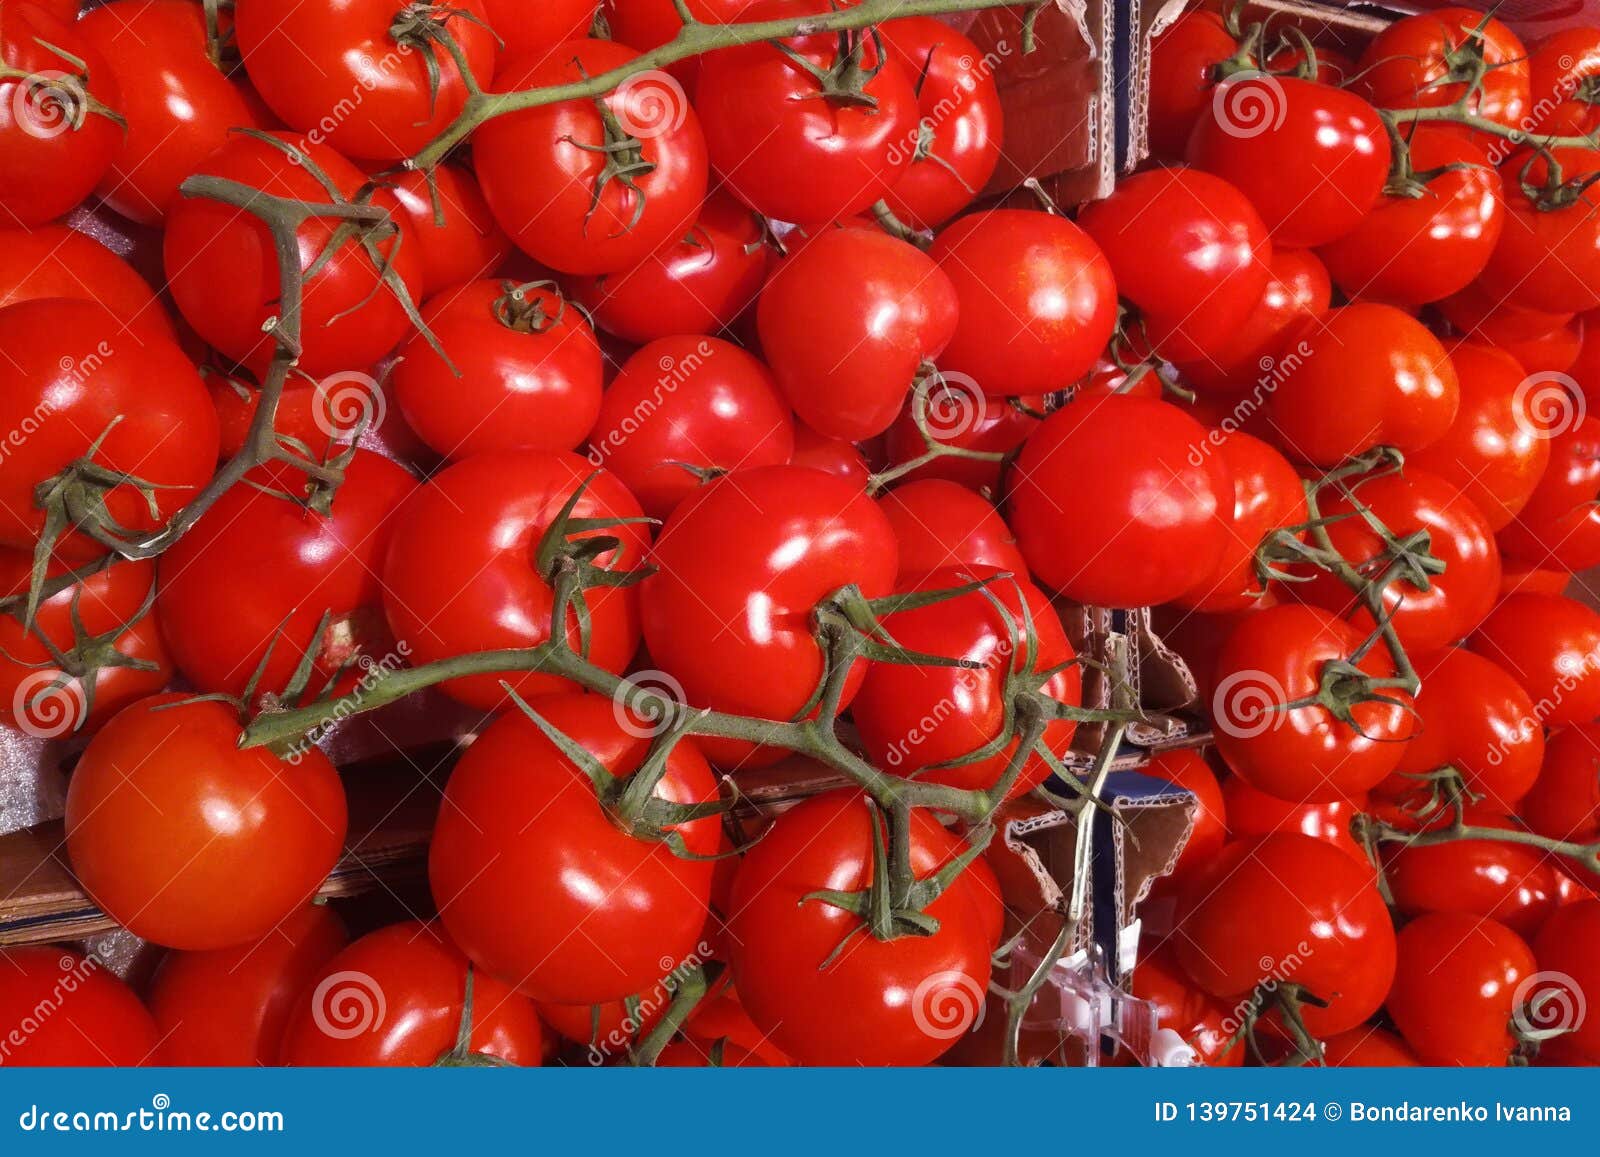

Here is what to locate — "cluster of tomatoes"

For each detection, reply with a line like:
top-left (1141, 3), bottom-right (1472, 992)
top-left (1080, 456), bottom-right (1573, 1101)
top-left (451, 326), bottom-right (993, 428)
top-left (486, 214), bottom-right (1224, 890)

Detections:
top-left (1, 0), bottom-right (1599, 1071)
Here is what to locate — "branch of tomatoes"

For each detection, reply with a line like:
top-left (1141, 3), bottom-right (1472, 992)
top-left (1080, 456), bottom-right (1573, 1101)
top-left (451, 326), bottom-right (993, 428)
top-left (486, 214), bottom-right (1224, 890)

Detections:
top-left (1354, 801), bottom-right (1600, 879)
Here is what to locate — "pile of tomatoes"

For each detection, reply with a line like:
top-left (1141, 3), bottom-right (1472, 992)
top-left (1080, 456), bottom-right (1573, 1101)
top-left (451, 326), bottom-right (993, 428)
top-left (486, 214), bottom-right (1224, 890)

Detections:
top-left (1, 0), bottom-right (1600, 1070)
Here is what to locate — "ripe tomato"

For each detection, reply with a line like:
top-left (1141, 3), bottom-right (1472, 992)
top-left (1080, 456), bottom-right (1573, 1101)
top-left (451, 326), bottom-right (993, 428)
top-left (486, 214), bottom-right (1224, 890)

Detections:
top-left (877, 479), bottom-right (1026, 581)
top-left (1485, 148), bottom-right (1600, 314)
top-left (853, 567), bottom-right (1079, 797)
top-left (757, 228), bottom-right (957, 440)
top-left (79, 0), bottom-right (267, 224)
top-left (1079, 166), bottom-right (1270, 364)
top-left (148, 903), bottom-right (349, 1065)
top-left (1145, 748), bottom-right (1227, 885)
top-left (1173, 247), bottom-right (1330, 396)
top-left (656, 1040), bottom-right (770, 1067)
top-left (682, 978), bottom-right (794, 1066)
top-left (1521, 724), bottom-right (1600, 845)
top-left (1316, 127), bottom-right (1504, 306)
top-left (1267, 303), bottom-right (1459, 465)
top-left (1317, 1027), bottom-right (1419, 1067)
top-left (0, 947), bottom-right (157, 1066)
top-left (878, 16), bottom-right (1003, 229)
top-left (537, 991), bottom-right (666, 1055)
top-left (588, 335), bottom-right (792, 520)
top-left (157, 449), bottom-right (415, 701)
top-left (1470, 593), bottom-right (1600, 728)
top-left (0, 300), bottom-right (218, 558)
top-left (1387, 912), bottom-right (1535, 1066)
top-left (65, 695), bottom-right (347, 950)
top-left (1386, 809), bottom-right (1561, 938)
top-left (1357, 8), bottom-right (1529, 130)
top-left (1498, 415), bottom-right (1600, 572)
top-left (1174, 834), bottom-right (1395, 1037)
top-left (483, 0), bottom-right (596, 59)
top-left (565, 191), bottom-right (767, 344)
top-left (1531, 900), bottom-right (1600, 1063)
top-left (1502, 561), bottom-right (1572, 599)
top-left (430, 693), bottom-right (719, 1004)
top-left (728, 790), bottom-right (994, 1066)
top-left (1146, 9), bottom-right (1238, 160)
top-left (930, 209), bottom-right (1117, 394)
top-left (1211, 604), bottom-right (1414, 802)
top-left (393, 280), bottom-right (602, 461)
top-left (1131, 942), bottom-right (1242, 1067)
top-left (476, 39), bottom-right (707, 275)
top-left (789, 423), bottom-right (870, 488)
top-left (606, 0), bottom-right (762, 88)
top-left (279, 922), bottom-right (544, 1066)
top-left (0, 225), bottom-right (172, 339)
top-left (883, 389), bottom-right (1042, 496)
top-left (1008, 395), bottom-right (1233, 608)
top-left (1188, 75), bottom-right (1390, 249)
top-left (1528, 28), bottom-right (1600, 137)
top-left (0, 3), bottom-right (122, 226)
top-left (639, 465), bottom-right (896, 763)
top-left (207, 371), bottom-right (355, 461)
top-left (164, 131), bottom-right (423, 378)
top-left (1220, 775), bottom-right (1370, 868)
top-left (235, 0), bottom-right (496, 161)
top-left (386, 164), bottom-right (512, 298)
top-left (382, 451), bottom-right (648, 711)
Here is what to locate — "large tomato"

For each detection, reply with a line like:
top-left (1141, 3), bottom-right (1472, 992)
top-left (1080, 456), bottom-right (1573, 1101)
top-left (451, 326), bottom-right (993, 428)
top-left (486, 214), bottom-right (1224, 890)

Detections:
top-left (476, 39), bottom-right (706, 274)
top-left (483, 0), bottom-right (597, 59)
top-left (381, 451), bottom-right (649, 711)
top-left (1520, 724), bottom-right (1600, 845)
top-left (877, 479), bottom-right (1027, 581)
top-left (1386, 809), bottom-right (1561, 939)
top-left (1220, 775), bottom-right (1370, 868)
top-left (1146, 9), bottom-right (1239, 160)
top-left (757, 228), bottom-right (957, 440)
top-left (1497, 415), bottom-right (1600, 572)
top-left (1485, 148), bottom-right (1600, 314)
top-left (1357, 8), bottom-right (1529, 130)
top-left (0, 225), bottom-right (172, 339)
top-left (1173, 247), bottom-right (1330, 396)
top-left (386, 164), bottom-right (512, 298)
top-left (65, 695), bottom-right (348, 950)
top-left (727, 790), bottom-right (994, 1066)
top-left (1470, 593), bottom-right (1600, 727)
top-left (1007, 395), bottom-right (1233, 608)
top-left (930, 209), bottom-right (1117, 394)
top-left (0, 947), bottom-right (158, 1066)
top-left (1528, 28), bottom-right (1600, 137)
top-left (1386, 912), bottom-right (1535, 1066)
top-left (1531, 901), bottom-right (1600, 1063)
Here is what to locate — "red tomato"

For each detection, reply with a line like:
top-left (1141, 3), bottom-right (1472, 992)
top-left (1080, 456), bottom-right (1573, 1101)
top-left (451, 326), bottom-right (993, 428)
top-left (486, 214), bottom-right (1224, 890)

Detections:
top-left (883, 390), bottom-right (1042, 496)
top-left (430, 693), bottom-right (719, 1004)
top-left (537, 992), bottom-right (666, 1055)
top-left (1188, 75), bottom-right (1391, 249)
top-left (588, 336), bottom-right (793, 520)
top-left (682, 978), bottom-right (793, 1066)
top-left (1528, 28), bottom-right (1600, 137)
top-left (605, 0), bottom-right (762, 88)
top-left (0, 225), bottom-right (172, 338)
top-left (1008, 395), bottom-right (1233, 608)
top-left (1174, 834), bottom-right (1395, 1036)
top-left (1264, 43), bottom-right (1355, 85)
top-left (1531, 900), bottom-right (1600, 1063)
top-left (381, 451), bottom-right (648, 711)
top-left (1220, 775), bottom-right (1370, 868)
top-left (475, 39), bottom-right (708, 274)
top-left (1498, 414), bottom-right (1600, 571)
top-left (565, 191), bottom-right (767, 344)
top-left (1570, 310), bottom-right (1600, 412)
top-left (1485, 148), bottom-right (1600, 314)
top-left (789, 423), bottom-right (870, 487)
top-left (0, 300), bottom-right (218, 558)
top-left (386, 165), bottom-right (513, 297)
top-left (877, 479), bottom-right (1026, 582)
top-left (483, 0), bottom-right (597, 59)
top-left (207, 371), bottom-right (356, 461)
top-left (393, 280), bottom-right (602, 460)
top-left (1387, 912), bottom-right (1535, 1066)
top-left (878, 16), bottom-right (1003, 229)
top-left (157, 449), bottom-right (415, 701)
top-left (235, 0), bottom-right (495, 161)
top-left (279, 922), bottom-right (544, 1066)
top-left (1501, 561), bottom-right (1571, 599)
top-left (656, 1040), bottom-right (769, 1067)
top-left (931, 209), bottom-right (1117, 394)
top-left (1357, 8), bottom-right (1529, 130)
top-left (1173, 247), bottom-right (1330, 396)
top-left (65, 695), bottom-right (347, 950)
top-left (1145, 748), bottom-right (1227, 885)
top-left (1146, 9), bottom-right (1239, 160)
top-left (164, 131), bottom-right (423, 378)
top-left (1079, 166), bottom-right (1270, 364)
top-left (0, 947), bottom-right (157, 1066)
top-left (1317, 1027), bottom-right (1419, 1067)
top-left (853, 567), bottom-right (1079, 798)
top-left (1267, 303), bottom-right (1460, 465)
top-left (1470, 593), bottom-right (1600, 728)
top-left (1521, 724), bottom-right (1600, 845)
top-left (149, 903), bottom-right (349, 1065)
top-left (1131, 942), bottom-right (1242, 1067)
top-left (727, 790), bottom-right (994, 1066)
top-left (0, 3), bottom-right (122, 226)
top-left (1442, 279), bottom-right (1575, 346)
top-left (1211, 604), bottom-right (1413, 802)
top-left (1386, 809), bottom-right (1561, 938)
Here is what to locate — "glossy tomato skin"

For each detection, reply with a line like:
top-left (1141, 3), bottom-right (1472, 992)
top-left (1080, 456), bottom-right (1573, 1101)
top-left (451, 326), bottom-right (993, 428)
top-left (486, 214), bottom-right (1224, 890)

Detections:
top-left (1220, 776), bottom-right (1370, 868)
top-left (387, 165), bottom-right (513, 297)
top-left (1386, 810), bottom-right (1561, 939)
top-left (1008, 395), bottom-right (1233, 608)
top-left (382, 451), bottom-right (648, 711)
top-left (148, 903), bottom-right (349, 1065)
top-left (878, 16), bottom-right (1003, 229)
top-left (1131, 942), bottom-right (1242, 1067)
top-left (1357, 8), bottom-right (1529, 130)
top-left (279, 922), bottom-right (544, 1066)
top-left (1146, 10), bottom-right (1238, 160)
top-left (639, 465), bottom-right (896, 763)
top-left (1174, 834), bottom-right (1395, 1037)
top-left (1471, 594), bottom-right (1600, 727)
top-left (931, 209), bottom-right (1117, 395)
top-left (1531, 900), bottom-right (1600, 1063)
top-left (1318, 1027), bottom-right (1419, 1067)
top-left (65, 695), bottom-right (348, 950)
top-left (0, 947), bottom-right (158, 1066)
top-left (605, 0), bottom-right (761, 88)
top-left (538, 992), bottom-right (666, 1056)
top-left (393, 280), bottom-right (603, 460)
top-left (1498, 415), bottom-right (1600, 572)
top-left (1173, 247), bottom-right (1330, 396)
top-left (475, 40), bottom-right (708, 275)
top-left (1211, 604), bottom-right (1413, 802)
top-left (483, 0), bottom-right (596, 59)
top-left (877, 479), bottom-right (1027, 582)
top-left (164, 131), bottom-right (423, 378)
top-left (789, 423), bottom-right (870, 488)
top-left (588, 336), bottom-right (793, 520)
top-left (1528, 28), bottom-right (1600, 137)
top-left (0, 225), bottom-right (172, 339)
top-left (1521, 724), bottom-right (1600, 845)
top-left (430, 693), bottom-right (719, 1004)
top-left (883, 389), bottom-right (1042, 496)
top-left (757, 228), bottom-right (957, 440)
top-left (727, 790), bottom-right (994, 1066)
top-left (1387, 912), bottom-right (1535, 1066)
top-left (1486, 148), bottom-right (1600, 314)
top-left (1268, 303), bottom-right (1459, 465)
top-left (1145, 748), bottom-right (1227, 886)
top-left (0, 300), bottom-right (218, 558)
top-left (1188, 76), bottom-right (1390, 249)
top-left (1078, 166), bottom-right (1270, 364)
top-left (854, 567), bottom-right (1079, 798)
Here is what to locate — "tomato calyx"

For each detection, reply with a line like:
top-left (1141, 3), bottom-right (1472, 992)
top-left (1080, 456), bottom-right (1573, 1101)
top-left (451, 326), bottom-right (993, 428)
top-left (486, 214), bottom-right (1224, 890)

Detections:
top-left (388, 4), bottom-right (496, 121)
top-left (565, 70), bottom-right (659, 238)
top-left (0, 37), bottom-right (126, 134)
top-left (491, 279), bottom-right (569, 335)
top-left (1517, 150), bottom-right (1600, 213)
top-left (432, 964), bottom-right (517, 1068)
top-left (771, 25), bottom-right (889, 112)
